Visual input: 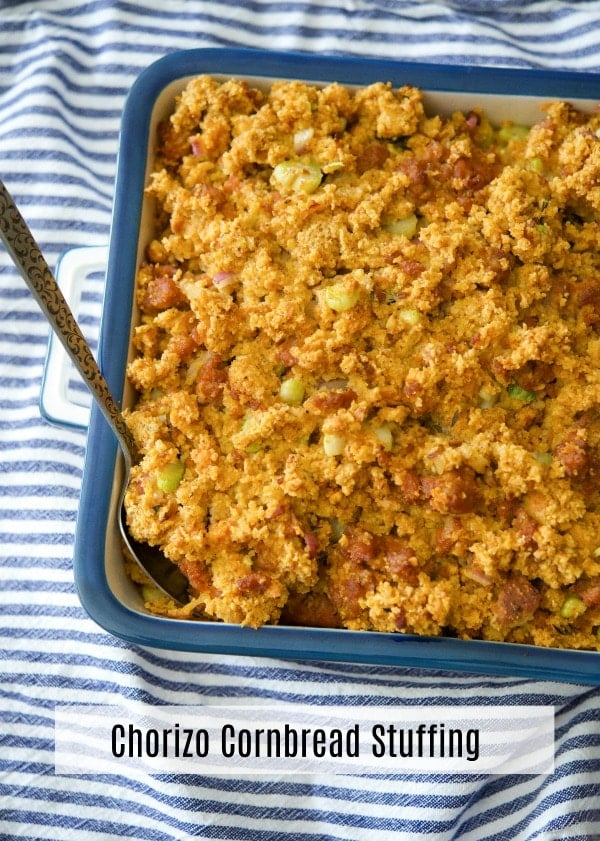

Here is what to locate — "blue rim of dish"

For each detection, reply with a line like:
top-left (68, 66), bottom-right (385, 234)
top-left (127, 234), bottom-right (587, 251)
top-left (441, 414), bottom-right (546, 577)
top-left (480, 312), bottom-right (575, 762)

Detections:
top-left (75, 48), bottom-right (600, 682)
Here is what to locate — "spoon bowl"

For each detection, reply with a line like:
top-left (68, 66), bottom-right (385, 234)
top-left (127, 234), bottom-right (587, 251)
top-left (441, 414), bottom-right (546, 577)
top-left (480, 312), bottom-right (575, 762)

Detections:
top-left (0, 178), bottom-right (189, 605)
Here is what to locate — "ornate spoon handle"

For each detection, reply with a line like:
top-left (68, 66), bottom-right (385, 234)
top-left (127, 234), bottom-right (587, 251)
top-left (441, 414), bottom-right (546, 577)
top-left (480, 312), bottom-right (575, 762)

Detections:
top-left (0, 178), bottom-right (136, 462)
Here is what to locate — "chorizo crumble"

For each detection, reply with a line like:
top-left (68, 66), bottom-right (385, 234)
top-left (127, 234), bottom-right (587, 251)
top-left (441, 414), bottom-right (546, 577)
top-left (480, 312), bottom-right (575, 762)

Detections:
top-left (123, 75), bottom-right (600, 650)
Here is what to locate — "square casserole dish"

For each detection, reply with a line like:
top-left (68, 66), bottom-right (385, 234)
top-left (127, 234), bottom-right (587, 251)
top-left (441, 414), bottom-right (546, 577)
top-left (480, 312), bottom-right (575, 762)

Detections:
top-left (75, 47), bottom-right (600, 683)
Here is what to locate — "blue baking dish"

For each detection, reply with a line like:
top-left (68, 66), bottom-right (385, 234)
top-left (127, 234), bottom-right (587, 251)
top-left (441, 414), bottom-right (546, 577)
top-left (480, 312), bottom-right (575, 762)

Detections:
top-left (68, 48), bottom-right (600, 683)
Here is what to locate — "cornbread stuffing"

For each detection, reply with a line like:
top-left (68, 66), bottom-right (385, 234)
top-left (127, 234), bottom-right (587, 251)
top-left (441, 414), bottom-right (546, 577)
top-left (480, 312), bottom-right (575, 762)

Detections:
top-left (123, 75), bottom-right (600, 650)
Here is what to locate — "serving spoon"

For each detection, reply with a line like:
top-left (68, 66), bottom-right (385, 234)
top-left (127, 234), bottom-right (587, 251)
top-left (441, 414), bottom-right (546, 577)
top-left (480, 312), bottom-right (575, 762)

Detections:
top-left (0, 178), bottom-right (189, 604)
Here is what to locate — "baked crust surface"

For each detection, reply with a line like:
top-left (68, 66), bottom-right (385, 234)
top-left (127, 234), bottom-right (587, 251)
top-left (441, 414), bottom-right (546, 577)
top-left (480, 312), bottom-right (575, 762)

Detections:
top-left (124, 75), bottom-right (600, 649)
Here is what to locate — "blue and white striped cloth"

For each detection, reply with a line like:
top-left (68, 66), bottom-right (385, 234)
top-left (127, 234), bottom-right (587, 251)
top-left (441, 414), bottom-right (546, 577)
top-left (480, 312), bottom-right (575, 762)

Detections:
top-left (1, 2), bottom-right (600, 839)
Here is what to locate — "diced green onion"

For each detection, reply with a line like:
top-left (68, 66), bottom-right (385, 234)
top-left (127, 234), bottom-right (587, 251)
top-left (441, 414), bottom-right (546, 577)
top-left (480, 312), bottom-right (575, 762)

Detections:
top-left (386, 142), bottom-right (403, 156)
top-left (271, 159), bottom-right (322, 194)
top-left (279, 377), bottom-right (305, 405)
top-left (141, 583), bottom-right (166, 603)
top-left (498, 124), bottom-right (530, 145)
top-left (323, 433), bottom-right (346, 456)
top-left (383, 213), bottom-right (418, 239)
top-left (324, 282), bottom-right (360, 312)
top-left (507, 383), bottom-right (536, 403)
top-left (534, 452), bottom-right (553, 465)
top-left (560, 595), bottom-right (586, 620)
top-left (157, 459), bottom-right (185, 492)
top-left (475, 120), bottom-right (495, 149)
top-left (240, 416), bottom-right (264, 454)
top-left (528, 157), bottom-right (544, 173)
top-left (329, 517), bottom-right (345, 541)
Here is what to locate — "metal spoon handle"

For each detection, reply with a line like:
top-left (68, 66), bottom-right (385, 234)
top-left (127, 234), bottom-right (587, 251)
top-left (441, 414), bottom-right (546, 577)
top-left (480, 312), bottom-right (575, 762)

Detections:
top-left (0, 178), bottom-right (136, 461)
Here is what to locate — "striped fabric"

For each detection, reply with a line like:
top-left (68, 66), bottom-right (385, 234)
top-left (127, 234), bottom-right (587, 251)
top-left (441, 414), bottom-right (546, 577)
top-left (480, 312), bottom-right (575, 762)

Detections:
top-left (1, 2), bottom-right (600, 839)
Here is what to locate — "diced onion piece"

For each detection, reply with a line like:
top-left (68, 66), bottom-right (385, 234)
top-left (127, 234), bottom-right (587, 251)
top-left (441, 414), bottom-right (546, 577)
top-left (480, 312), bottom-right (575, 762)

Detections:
top-left (319, 378), bottom-right (349, 390)
top-left (303, 530), bottom-right (319, 557)
top-left (398, 308), bottom-right (421, 326)
top-left (374, 424), bottom-right (393, 451)
top-left (157, 459), bottom-right (185, 492)
top-left (190, 138), bottom-right (205, 158)
top-left (560, 595), bottom-right (586, 620)
top-left (280, 377), bottom-right (305, 405)
top-left (323, 433), bottom-right (345, 456)
top-left (293, 127), bottom-right (314, 154)
top-left (185, 352), bottom-right (210, 386)
top-left (212, 271), bottom-right (236, 289)
top-left (463, 566), bottom-right (493, 586)
top-left (594, 547), bottom-right (600, 558)
top-left (324, 282), bottom-right (360, 312)
top-left (271, 159), bottom-right (322, 194)
top-left (479, 384), bottom-right (498, 409)
top-left (383, 213), bottom-right (418, 239)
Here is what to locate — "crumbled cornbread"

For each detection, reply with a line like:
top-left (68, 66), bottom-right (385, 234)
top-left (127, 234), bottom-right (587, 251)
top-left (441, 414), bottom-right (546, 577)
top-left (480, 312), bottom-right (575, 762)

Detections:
top-left (124, 75), bottom-right (600, 650)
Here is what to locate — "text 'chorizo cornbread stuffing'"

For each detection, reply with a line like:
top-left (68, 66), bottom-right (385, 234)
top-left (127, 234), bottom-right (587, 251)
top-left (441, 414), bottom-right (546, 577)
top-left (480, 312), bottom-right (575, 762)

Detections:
top-left (123, 75), bottom-right (600, 650)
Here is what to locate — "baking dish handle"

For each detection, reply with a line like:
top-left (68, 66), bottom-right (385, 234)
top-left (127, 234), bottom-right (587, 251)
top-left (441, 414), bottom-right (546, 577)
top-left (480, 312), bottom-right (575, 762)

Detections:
top-left (40, 245), bottom-right (109, 431)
